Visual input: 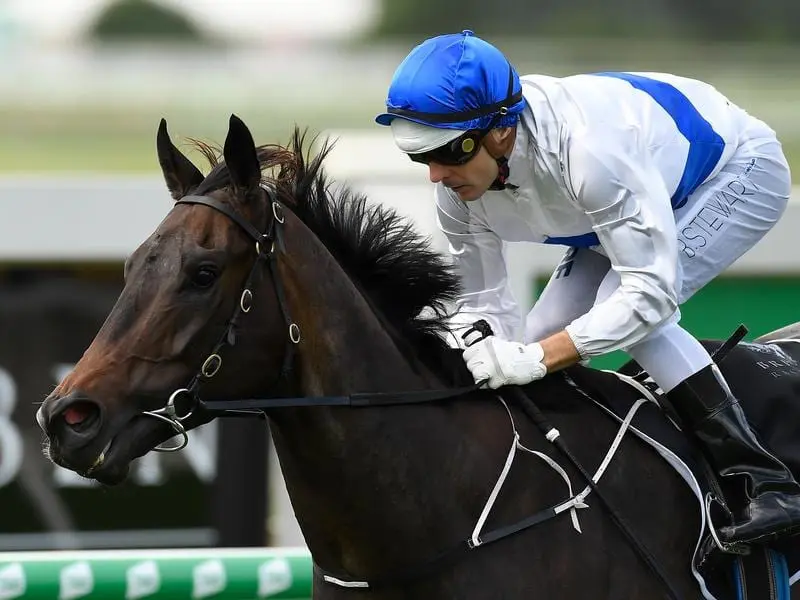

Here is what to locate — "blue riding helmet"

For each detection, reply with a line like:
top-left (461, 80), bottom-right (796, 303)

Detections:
top-left (375, 30), bottom-right (527, 132)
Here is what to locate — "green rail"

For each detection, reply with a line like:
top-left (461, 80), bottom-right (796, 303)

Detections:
top-left (0, 547), bottom-right (313, 600)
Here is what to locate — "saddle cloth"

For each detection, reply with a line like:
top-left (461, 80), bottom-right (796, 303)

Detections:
top-left (579, 335), bottom-right (800, 599)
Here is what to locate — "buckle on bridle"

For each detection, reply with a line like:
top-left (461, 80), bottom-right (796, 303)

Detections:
top-left (272, 201), bottom-right (285, 224)
top-left (201, 353), bottom-right (223, 378)
top-left (255, 233), bottom-right (274, 256)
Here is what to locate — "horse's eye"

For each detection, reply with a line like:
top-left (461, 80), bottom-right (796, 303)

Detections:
top-left (192, 266), bottom-right (219, 289)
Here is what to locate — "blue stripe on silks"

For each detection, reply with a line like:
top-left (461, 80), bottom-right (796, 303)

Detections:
top-left (540, 74), bottom-right (724, 248)
top-left (544, 233), bottom-right (600, 248)
top-left (594, 72), bottom-right (725, 210)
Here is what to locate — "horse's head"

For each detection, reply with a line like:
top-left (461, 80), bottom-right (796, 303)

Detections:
top-left (36, 115), bottom-right (292, 484)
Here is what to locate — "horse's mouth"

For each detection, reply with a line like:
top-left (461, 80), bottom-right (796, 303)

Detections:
top-left (78, 415), bottom-right (177, 485)
top-left (81, 438), bottom-right (125, 484)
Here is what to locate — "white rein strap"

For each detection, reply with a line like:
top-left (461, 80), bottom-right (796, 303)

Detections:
top-left (470, 381), bottom-right (657, 546)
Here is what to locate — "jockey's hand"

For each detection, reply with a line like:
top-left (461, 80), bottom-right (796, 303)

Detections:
top-left (463, 336), bottom-right (547, 389)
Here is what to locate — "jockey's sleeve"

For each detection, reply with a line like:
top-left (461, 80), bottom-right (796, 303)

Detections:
top-left (561, 126), bottom-right (680, 358)
top-left (435, 184), bottom-right (522, 347)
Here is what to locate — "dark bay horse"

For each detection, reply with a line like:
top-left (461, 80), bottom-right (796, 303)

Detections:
top-left (37, 114), bottom-right (747, 598)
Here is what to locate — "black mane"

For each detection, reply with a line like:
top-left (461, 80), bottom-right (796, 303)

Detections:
top-left (191, 128), bottom-right (465, 379)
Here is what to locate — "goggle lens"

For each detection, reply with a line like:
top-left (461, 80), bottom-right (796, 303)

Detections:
top-left (408, 131), bottom-right (483, 166)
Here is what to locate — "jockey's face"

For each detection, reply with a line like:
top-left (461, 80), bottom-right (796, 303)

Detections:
top-left (425, 127), bottom-right (515, 201)
top-left (426, 146), bottom-right (499, 201)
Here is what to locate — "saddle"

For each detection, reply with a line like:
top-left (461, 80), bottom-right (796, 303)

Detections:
top-left (576, 326), bottom-right (800, 600)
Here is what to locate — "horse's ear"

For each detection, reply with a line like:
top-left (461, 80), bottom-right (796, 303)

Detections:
top-left (156, 118), bottom-right (204, 200)
top-left (223, 114), bottom-right (261, 200)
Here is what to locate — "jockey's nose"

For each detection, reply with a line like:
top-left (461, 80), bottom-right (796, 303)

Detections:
top-left (428, 162), bottom-right (448, 184)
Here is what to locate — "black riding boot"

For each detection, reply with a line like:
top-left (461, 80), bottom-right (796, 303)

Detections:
top-left (667, 364), bottom-right (800, 545)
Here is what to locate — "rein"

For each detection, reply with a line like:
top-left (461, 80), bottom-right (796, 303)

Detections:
top-left (141, 190), bottom-right (683, 600)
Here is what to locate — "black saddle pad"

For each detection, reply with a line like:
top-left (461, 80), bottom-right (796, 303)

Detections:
top-left (611, 337), bottom-right (800, 589)
top-left (618, 338), bottom-right (800, 486)
top-left (709, 339), bottom-right (800, 479)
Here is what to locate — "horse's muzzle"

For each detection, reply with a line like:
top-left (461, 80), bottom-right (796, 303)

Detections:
top-left (37, 391), bottom-right (107, 472)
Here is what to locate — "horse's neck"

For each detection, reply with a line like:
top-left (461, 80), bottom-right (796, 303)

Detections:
top-left (268, 218), bottom-right (484, 578)
top-left (279, 226), bottom-right (436, 395)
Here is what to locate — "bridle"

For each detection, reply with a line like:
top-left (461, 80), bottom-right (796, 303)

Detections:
top-left (141, 187), bottom-right (301, 451)
top-left (133, 186), bottom-right (682, 600)
top-left (140, 187), bottom-right (479, 450)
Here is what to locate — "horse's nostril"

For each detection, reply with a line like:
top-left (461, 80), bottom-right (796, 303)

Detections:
top-left (58, 401), bottom-right (101, 434)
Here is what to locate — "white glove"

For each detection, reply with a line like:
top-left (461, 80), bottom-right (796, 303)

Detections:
top-left (463, 337), bottom-right (547, 389)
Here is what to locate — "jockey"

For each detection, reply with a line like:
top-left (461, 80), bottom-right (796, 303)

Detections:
top-left (375, 29), bottom-right (800, 546)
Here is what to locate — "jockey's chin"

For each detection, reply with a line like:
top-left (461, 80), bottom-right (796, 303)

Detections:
top-left (450, 183), bottom-right (478, 202)
top-left (449, 183), bottom-right (487, 202)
